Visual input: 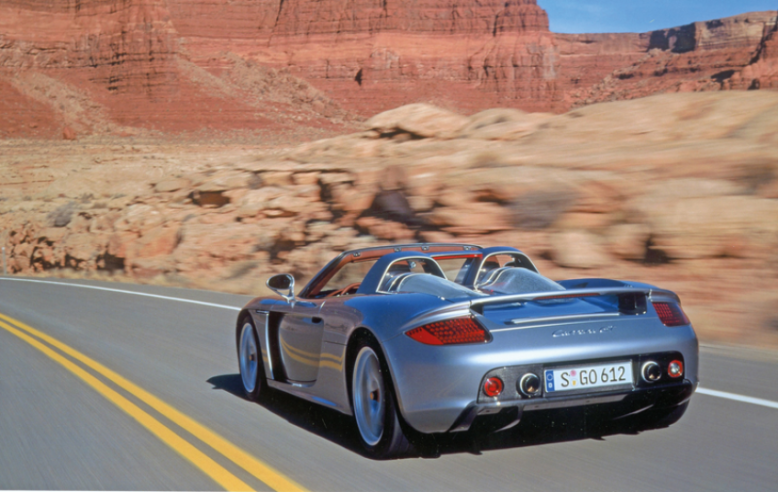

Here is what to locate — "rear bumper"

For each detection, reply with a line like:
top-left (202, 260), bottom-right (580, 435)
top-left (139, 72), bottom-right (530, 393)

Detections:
top-left (450, 380), bottom-right (695, 433)
top-left (380, 319), bottom-right (698, 434)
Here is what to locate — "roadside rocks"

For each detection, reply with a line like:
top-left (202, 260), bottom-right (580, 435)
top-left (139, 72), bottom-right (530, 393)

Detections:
top-left (647, 196), bottom-right (778, 260)
top-left (365, 103), bottom-right (470, 139)
top-left (550, 230), bottom-right (610, 269)
top-left (2, 91), bottom-right (778, 345)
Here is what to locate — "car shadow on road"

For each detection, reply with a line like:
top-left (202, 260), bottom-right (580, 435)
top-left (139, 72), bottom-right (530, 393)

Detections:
top-left (208, 373), bottom-right (647, 460)
top-left (207, 373), bottom-right (364, 453)
top-left (434, 409), bottom-right (644, 457)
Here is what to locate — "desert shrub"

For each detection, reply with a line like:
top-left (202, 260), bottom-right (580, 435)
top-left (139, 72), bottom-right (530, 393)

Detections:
top-left (510, 188), bottom-right (578, 230)
top-left (47, 202), bottom-right (77, 228)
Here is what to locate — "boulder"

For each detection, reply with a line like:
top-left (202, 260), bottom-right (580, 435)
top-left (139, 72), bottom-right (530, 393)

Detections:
top-left (647, 196), bottom-right (778, 259)
top-left (428, 202), bottom-right (513, 235)
top-left (133, 226), bottom-right (180, 259)
top-left (550, 230), bottom-right (610, 269)
top-left (458, 109), bottom-right (553, 140)
top-left (605, 223), bottom-right (651, 260)
top-left (365, 104), bottom-right (469, 139)
top-left (62, 233), bottom-right (105, 263)
top-left (155, 178), bottom-right (191, 193)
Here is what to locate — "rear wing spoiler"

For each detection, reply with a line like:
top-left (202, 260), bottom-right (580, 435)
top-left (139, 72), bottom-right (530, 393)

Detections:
top-left (469, 287), bottom-right (676, 315)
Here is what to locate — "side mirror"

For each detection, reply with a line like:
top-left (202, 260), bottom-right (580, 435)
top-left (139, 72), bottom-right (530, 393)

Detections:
top-left (267, 273), bottom-right (296, 304)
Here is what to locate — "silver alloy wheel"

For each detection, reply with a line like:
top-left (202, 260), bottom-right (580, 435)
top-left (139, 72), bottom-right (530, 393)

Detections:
top-left (239, 322), bottom-right (258, 393)
top-left (353, 346), bottom-right (386, 446)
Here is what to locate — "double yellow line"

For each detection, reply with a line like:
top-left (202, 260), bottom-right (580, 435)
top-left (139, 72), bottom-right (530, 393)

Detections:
top-left (0, 312), bottom-right (307, 492)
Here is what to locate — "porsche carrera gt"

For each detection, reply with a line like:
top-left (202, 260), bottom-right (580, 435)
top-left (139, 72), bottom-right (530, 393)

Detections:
top-left (235, 243), bottom-right (698, 458)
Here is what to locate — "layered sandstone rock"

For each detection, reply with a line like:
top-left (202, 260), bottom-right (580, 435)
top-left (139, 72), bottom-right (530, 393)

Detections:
top-left (168, 4), bottom-right (778, 115)
top-left (0, 0), bottom-right (777, 134)
top-left (568, 12), bottom-right (778, 106)
top-left (171, 0), bottom-right (560, 114)
top-left (734, 14), bottom-right (778, 90)
top-left (0, 0), bottom-right (355, 137)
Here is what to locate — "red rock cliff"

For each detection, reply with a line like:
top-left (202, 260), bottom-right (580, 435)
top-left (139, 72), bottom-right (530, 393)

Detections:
top-left (170, 0), bottom-right (559, 115)
top-left (0, 0), bottom-right (348, 137)
top-left (1, 1), bottom-right (777, 137)
top-left (558, 11), bottom-right (778, 107)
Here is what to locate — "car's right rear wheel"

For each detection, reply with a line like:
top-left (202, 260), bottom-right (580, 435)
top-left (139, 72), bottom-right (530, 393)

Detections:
top-left (351, 337), bottom-right (413, 459)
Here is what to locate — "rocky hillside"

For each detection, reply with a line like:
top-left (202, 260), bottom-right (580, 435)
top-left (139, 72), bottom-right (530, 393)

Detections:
top-left (2, 91), bottom-right (777, 346)
top-left (1, 1), bottom-right (777, 137)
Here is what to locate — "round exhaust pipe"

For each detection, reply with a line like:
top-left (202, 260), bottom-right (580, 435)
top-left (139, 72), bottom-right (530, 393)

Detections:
top-left (518, 373), bottom-right (541, 397)
top-left (641, 361), bottom-right (661, 383)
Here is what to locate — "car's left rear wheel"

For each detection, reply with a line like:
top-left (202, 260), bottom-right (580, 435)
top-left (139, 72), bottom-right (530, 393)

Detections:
top-left (351, 337), bottom-right (413, 459)
top-left (238, 316), bottom-right (266, 401)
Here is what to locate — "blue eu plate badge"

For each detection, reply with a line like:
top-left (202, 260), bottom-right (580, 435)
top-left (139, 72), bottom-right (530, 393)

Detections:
top-left (545, 370), bottom-right (555, 392)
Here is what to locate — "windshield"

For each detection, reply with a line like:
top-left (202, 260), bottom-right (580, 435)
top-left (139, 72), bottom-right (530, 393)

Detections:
top-left (478, 268), bottom-right (564, 295)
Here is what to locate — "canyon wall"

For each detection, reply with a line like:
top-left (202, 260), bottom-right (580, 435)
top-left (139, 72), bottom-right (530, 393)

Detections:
top-left (559, 12), bottom-right (778, 107)
top-left (171, 0), bottom-right (562, 114)
top-left (0, 1), bottom-right (777, 136)
top-left (0, 0), bottom-right (354, 138)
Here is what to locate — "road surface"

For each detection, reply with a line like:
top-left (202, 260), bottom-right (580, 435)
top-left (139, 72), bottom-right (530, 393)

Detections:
top-left (1, 277), bottom-right (776, 491)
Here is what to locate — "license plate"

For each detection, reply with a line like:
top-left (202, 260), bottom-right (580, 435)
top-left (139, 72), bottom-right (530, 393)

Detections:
top-left (545, 361), bottom-right (633, 393)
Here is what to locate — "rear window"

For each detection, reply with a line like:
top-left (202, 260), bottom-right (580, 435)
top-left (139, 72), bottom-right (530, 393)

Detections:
top-left (435, 257), bottom-right (478, 283)
top-left (479, 269), bottom-right (564, 295)
top-left (392, 274), bottom-right (485, 300)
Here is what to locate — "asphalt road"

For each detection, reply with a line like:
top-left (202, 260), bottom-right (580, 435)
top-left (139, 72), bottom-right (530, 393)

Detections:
top-left (1, 277), bottom-right (776, 491)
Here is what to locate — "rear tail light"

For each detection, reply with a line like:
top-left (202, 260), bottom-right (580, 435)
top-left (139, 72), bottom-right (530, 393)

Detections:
top-left (652, 301), bottom-right (690, 327)
top-left (405, 317), bottom-right (489, 345)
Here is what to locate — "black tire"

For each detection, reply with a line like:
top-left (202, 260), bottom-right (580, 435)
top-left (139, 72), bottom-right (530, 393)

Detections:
top-left (237, 315), bottom-right (267, 401)
top-left (350, 336), bottom-right (414, 459)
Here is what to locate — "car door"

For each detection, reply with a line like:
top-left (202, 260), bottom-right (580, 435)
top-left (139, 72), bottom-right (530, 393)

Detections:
top-left (276, 300), bottom-right (325, 383)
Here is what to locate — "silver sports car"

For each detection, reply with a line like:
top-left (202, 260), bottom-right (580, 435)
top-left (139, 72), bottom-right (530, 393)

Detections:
top-left (235, 243), bottom-right (698, 458)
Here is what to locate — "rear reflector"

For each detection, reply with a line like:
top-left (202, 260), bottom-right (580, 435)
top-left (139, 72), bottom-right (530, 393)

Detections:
top-left (483, 377), bottom-right (504, 397)
top-left (652, 301), bottom-right (690, 327)
top-left (668, 360), bottom-right (684, 378)
top-left (406, 317), bottom-right (489, 345)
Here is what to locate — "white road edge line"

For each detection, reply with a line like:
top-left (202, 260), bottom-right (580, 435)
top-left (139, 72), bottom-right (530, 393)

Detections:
top-left (697, 387), bottom-right (778, 410)
top-left (0, 277), bottom-right (242, 311)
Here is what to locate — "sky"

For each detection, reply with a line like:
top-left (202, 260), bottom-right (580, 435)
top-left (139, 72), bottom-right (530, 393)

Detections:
top-left (539, 1), bottom-right (778, 33)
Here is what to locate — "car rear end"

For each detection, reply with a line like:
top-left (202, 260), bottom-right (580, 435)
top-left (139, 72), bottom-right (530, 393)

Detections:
top-left (381, 287), bottom-right (698, 435)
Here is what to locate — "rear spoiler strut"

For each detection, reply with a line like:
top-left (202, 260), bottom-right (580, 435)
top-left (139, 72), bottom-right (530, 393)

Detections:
top-left (469, 287), bottom-right (669, 315)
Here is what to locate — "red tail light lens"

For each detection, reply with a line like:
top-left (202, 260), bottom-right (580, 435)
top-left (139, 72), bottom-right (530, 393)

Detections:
top-left (483, 377), bottom-right (504, 397)
top-left (406, 317), bottom-right (489, 345)
top-left (668, 360), bottom-right (684, 378)
top-left (652, 302), bottom-right (690, 327)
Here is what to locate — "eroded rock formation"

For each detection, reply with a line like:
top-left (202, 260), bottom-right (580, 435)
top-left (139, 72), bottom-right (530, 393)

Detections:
top-left (2, 92), bottom-right (778, 346)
